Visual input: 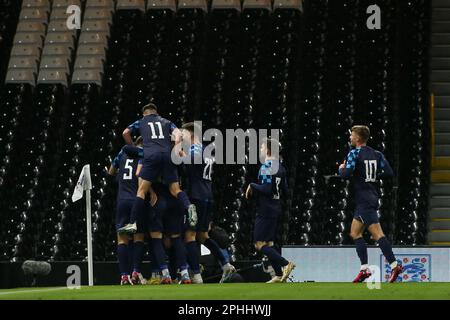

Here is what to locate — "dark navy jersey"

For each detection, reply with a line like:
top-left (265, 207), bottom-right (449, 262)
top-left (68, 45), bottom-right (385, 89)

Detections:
top-left (250, 159), bottom-right (288, 217)
top-left (122, 145), bottom-right (144, 159)
top-left (112, 149), bottom-right (140, 200)
top-left (184, 143), bottom-right (213, 200)
top-left (339, 146), bottom-right (394, 211)
top-left (127, 114), bottom-right (177, 155)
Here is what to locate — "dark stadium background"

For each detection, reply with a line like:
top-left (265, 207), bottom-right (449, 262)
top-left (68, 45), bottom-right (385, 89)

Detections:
top-left (0, 0), bottom-right (441, 287)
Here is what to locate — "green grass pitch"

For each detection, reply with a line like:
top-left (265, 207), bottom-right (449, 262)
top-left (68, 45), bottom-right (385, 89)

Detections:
top-left (0, 283), bottom-right (449, 300)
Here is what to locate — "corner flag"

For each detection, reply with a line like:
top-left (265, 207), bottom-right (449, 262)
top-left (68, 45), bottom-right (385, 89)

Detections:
top-left (72, 164), bottom-right (92, 202)
top-left (71, 164), bottom-right (94, 286)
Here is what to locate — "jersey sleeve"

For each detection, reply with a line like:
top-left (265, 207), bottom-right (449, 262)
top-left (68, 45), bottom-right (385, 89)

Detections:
top-left (251, 163), bottom-right (273, 195)
top-left (339, 149), bottom-right (359, 178)
top-left (127, 120), bottom-right (140, 135)
top-left (190, 144), bottom-right (203, 165)
top-left (378, 152), bottom-right (394, 178)
top-left (111, 150), bottom-right (124, 169)
top-left (168, 121), bottom-right (177, 134)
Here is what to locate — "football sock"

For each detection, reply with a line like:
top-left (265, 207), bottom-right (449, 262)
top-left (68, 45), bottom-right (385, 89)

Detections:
top-left (127, 240), bottom-right (134, 272)
top-left (378, 236), bottom-right (396, 265)
top-left (185, 241), bottom-right (201, 274)
top-left (129, 197), bottom-right (146, 224)
top-left (161, 267), bottom-right (170, 277)
top-left (151, 238), bottom-right (167, 271)
top-left (149, 243), bottom-right (160, 275)
top-left (260, 245), bottom-right (289, 267)
top-left (270, 260), bottom-right (283, 277)
top-left (180, 267), bottom-right (189, 279)
top-left (354, 237), bottom-right (368, 265)
top-left (117, 244), bottom-right (129, 276)
top-left (168, 246), bottom-right (178, 279)
top-left (176, 191), bottom-right (191, 210)
top-left (172, 237), bottom-right (188, 270)
top-left (132, 241), bottom-right (145, 273)
top-left (204, 238), bottom-right (227, 266)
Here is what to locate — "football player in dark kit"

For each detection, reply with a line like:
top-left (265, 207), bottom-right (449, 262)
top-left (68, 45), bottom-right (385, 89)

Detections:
top-left (338, 125), bottom-right (402, 283)
top-left (149, 182), bottom-right (192, 284)
top-left (108, 137), bottom-right (147, 285)
top-left (246, 138), bottom-right (295, 283)
top-left (119, 103), bottom-right (197, 233)
top-left (180, 122), bottom-right (236, 284)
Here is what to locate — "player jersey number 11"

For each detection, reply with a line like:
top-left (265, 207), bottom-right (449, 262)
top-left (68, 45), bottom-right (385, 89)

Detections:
top-left (148, 122), bottom-right (164, 139)
top-left (364, 160), bottom-right (377, 182)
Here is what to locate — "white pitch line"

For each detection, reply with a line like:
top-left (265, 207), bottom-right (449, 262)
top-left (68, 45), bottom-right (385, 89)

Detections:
top-left (0, 287), bottom-right (69, 296)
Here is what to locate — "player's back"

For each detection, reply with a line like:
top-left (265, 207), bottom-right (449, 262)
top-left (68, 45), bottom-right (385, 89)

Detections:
top-left (345, 146), bottom-right (393, 210)
top-left (184, 143), bottom-right (213, 201)
top-left (117, 153), bottom-right (139, 200)
top-left (254, 159), bottom-right (288, 217)
top-left (138, 114), bottom-right (176, 154)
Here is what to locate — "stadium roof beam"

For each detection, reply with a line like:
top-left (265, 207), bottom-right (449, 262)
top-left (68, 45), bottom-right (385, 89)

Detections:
top-left (211, 0), bottom-right (241, 12)
top-left (37, 69), bottom-right (69, 87)
top-left (147, 0), bottom-right (177, 11)
top-left (116, 0), bottom-right (146, 11)
top-left (273, 0), bottom-right (303, 12)
top-left (242, 0), bottom-right (272, 11)
top-left (178, 0), bottom-right (208, 12)
top-left (86, 0), bottom-right (115, 9)
top-left (52, 0), bottom-right (81, 8)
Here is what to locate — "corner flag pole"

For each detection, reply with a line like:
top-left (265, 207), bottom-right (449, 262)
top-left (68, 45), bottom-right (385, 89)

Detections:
top-left (85, 187), bottom-right (94, 287)
top-left (72, 164), bottom-right (94, 286)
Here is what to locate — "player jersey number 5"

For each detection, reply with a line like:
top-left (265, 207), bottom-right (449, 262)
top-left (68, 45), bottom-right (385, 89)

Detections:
top-left (364, 160), bottom-right (377, 182)
top-left (148, 121), bottom-right (165, 139)
top-left (123, 159), bottom-right (134, 180)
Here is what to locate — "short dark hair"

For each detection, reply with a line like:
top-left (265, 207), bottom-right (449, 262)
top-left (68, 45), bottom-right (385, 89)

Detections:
top-left (142, 103), bottom-right (157, 114)
top-left (134, 136), bottom-right (143, 146)
top-left (262, 137), bottom-right (281, 156)
top-left (351, 125), bottom-right (370, 143)
top-left (181, 122), bottom-right (202, 139)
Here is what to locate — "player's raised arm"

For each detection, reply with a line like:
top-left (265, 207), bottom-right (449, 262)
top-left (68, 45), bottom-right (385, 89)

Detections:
top-left (123, 120), bottom-right (140, 145)
top-left (108, 150), bottom-right (123, 176)
top-left (122, 144), bottom-right (143, 159)
top-left (171, 126), bottom-right (183, 145)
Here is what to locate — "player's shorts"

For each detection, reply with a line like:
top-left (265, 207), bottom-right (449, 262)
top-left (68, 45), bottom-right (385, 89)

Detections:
top-left (115, 199), bottom-right (148, 233)
top-left (253, 215), bottom-right (278, 243)
top-left (148, 194), bottom-right (185, 235)
top-left (186, 198), bottom-right (213, 233)
top-left (139, 152), bottom-right (178, 184)
top-left (353, 209), bottom-right (379, 226)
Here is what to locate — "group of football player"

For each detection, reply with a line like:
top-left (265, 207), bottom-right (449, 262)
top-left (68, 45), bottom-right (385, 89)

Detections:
top-left (108, 103), bottom-right (295, 285)
top-left (108, 100), bottom-right (406, 285)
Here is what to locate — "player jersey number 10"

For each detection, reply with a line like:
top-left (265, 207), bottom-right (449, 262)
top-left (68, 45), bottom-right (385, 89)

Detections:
top-left (148, 122), bottom-right (165, 139)
top-left (364, 160), bottom-right (377, 182)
